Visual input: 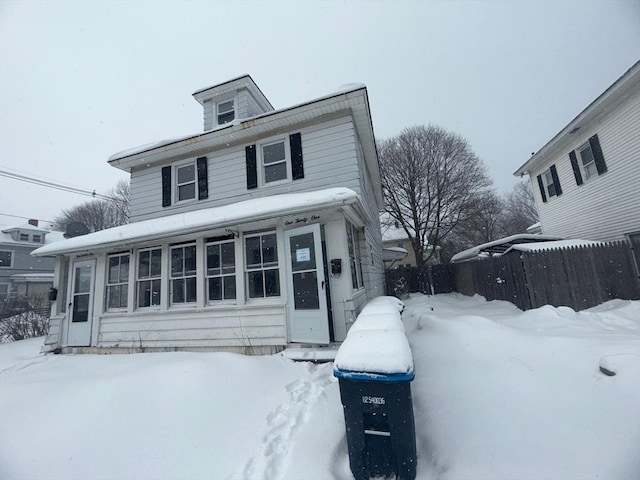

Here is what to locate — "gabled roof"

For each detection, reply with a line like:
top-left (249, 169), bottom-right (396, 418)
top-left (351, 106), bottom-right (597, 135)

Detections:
top-left (514, 60), bottom-right (640, 177)
top-left (192, 74), bottom-right (274, 112)
top-left (32, 188), bottom-right (361, 257)
top-left (450, 234), bottom-right (563, 263)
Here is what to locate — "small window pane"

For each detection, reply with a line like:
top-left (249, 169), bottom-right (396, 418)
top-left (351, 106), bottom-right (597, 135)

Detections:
top-left (218, 111), bottom-right (235, 124)
top-left (223, 276), bottom-right (236, 300)
top-left (208, 277), bottom-right (222, 301)
top-left (246, 237), bottom-right (262, 267)
top-left (178, 183), bottom-right (196, 201)
top-left (263, 142), bottom-right (285, 164)
top-left (248, 271), bottom-right (264, 298)
top-left (221, 243), bottom-right (235, 272)
top-left (108, 257), bottom-right (120, 283)
top-left (138, 251), bottom-right (150, 278)
top-left (264, 270), bottom-right (280, 297)
top-left (265, 163), bottom-right (287, 183)
top-left (218, 100), bottom-right (234, 113)
top-left (207, 244), bottom-right (221, 274)
top-left (262, 234), bottom-right (278, 265)
top-left (150, 250), bottom-right (162, 277)
top-left (120, 256), bottom-right (129, 283)
top-left (177, 164), bottom-right (195, 184)
top-left (184, 246), bottom-right (196, 275)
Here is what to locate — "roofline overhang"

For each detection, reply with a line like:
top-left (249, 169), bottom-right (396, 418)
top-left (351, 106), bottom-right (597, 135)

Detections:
top-left (513, 60), bottom-right (640, 177)
top-left (108, 86), bottom-right (384, 208)
top-left (32, 189), bottom-right (364, 257)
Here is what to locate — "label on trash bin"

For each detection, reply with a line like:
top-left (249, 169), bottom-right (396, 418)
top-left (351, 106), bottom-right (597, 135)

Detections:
top-left (362, 395), bottom-right (385, 405)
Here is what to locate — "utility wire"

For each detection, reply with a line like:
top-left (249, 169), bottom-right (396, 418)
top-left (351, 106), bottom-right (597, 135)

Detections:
top-left (0, 168), bottom-right (127, 204)
top-left (0, 212), bottom-right (55, 224)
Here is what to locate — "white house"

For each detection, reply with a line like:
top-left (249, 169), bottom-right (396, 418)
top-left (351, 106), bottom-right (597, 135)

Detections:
top-left (33, 75), bottom-right (385, 354)
top-left (514, 61), bottom-right (640, 244)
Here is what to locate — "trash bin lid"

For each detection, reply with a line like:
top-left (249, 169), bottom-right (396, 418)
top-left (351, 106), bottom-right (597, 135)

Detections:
top-left (347, 312), bottom-right (405, 335)
top-left (334, 329), bottom-right (414, 381)
top-left (367, 296), bottom-right (405, 313)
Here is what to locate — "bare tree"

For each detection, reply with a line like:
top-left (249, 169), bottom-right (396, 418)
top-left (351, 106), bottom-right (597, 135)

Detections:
top-left (54, 179), bottom-right (130, 233)
top-left (501, 181), bottom-right (539, 235)
top-left (379, 125), bottom-right (493, 266)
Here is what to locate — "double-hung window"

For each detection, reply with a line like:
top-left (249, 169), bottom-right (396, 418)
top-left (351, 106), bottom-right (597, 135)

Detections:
top-left (106, 253), bottom-right (129, 310)
top-left (245, 232), bottom-right (280, 299)
top-left (170, 243), bottom-right (197, 305)
top-left (346, 222), bottom-right (364, 290)
top-left (0, 251), bottom-right (12, 268)
top-left (543, 170), bottom-right (557, 197)
top-left (19, 233), bottom-right (29, 241)
top-left (136, 247), bottom-right (162, 308)
top-left (262, 139), bottom-right (288, 184)
top-left (176, 162), bottom-right (196, 202)
top-left (537, 164), bottom-right (562, 203)
top-left (217, 99), bottom-right (235, 125)
top-left (578, 143), bottom-right (598, 180)
top-left (206, 239), bottom-right (236, 302)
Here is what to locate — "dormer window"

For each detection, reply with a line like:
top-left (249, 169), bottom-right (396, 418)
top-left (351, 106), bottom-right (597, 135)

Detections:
top-left (217, 99), bottom-right (235, 125)
top-left (19, 233), bottom-right (29, 242)
top-left (32, 234), bottom-right (42, 243)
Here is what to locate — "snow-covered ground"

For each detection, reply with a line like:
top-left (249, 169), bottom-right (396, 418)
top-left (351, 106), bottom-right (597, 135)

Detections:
top-left (1, 294), bottom-right (638, 480)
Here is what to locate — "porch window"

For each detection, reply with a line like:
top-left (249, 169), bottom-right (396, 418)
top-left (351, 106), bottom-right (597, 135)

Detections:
top-left (170, 243), bottom-right (197, 305)
top-left (245, 232), bottom-right (280, 299)
top-left (136, 247), bottom-right (162, 308)
top-left (0, 251), bottom-right (12, 268)
top-left (0, 283), bottom-right (8, 301)
top-left (346, 222), bottom-right (364, 290)
top-left (206, 240), bottom-right (236, 302)
top-left (106, 253), bottom-right (129, 310)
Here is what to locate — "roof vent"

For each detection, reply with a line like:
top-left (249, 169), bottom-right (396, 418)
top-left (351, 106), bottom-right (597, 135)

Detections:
top-left (64, 222), bottom-right (90, 238)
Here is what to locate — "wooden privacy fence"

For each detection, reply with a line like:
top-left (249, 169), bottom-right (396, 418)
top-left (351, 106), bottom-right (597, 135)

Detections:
top-left (385, 241), bottom-right (640, 311)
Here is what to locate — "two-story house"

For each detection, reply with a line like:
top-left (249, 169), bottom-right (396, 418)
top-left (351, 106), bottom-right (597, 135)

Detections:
top-left (33, 75), bottom-right (385, 354)
top-left (514, 61), bottom-right (640, 244)
top-left (1, 221), bottom-right (63, 303)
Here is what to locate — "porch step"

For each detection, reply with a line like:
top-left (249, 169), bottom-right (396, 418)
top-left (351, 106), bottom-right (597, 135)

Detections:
top-left (281, 346), bottom-right (339, 363)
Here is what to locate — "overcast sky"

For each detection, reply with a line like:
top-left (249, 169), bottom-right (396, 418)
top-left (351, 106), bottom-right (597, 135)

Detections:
top-left (1, 0), bottom-right (638, 228)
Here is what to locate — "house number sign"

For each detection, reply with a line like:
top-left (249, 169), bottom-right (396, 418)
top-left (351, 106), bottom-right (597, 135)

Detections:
top-left (284, 214), bottom-right (320, 227)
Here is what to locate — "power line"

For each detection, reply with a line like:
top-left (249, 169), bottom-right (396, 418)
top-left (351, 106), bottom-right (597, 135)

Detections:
top-left (0, 168), bottom-right (126, 204)
top-left (0, 212), bottom-right (55, 224)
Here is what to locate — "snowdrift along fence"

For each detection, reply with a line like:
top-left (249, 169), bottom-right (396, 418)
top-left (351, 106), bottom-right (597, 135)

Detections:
top-left (385, 241), bottom-right (640, 311)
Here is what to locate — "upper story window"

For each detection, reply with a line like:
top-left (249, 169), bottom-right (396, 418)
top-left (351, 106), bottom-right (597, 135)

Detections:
top-left (245, 232), bottom-right (280, 299)
top-left (536, 164), bottom-right (562, 203)
top-left (0, 251), bottom-right (13, 268)
top-left (170, 243), bottom-right (197, 305)
top-left (217, 99), bottom-right (235, 125)
top-left (32, 234), bottom-right (42, 243)
top-left (245, 133), bottom-right (304, 190)
top-left (106, 253), bottom-right (129, 311)
top-left (136, 247), bottom-right (162, 308)
top-left (176, 162), bottom-right (196, 202)
top-left (19, 233), bottom-right (29, 241)
top-left (262, 139), bottom-right (289, 184)
top-left (569, 134), bottom-right (608, 186)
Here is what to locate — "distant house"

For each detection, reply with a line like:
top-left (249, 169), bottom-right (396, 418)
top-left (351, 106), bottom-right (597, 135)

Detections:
top-left (514, 61), bottom-right (640, 244)
top-left (381, 218), bottom-right (439, 268)
top-left (0, 221), bottom-right (63, 302)
top-left (33, 75), bottom-right (385, 354)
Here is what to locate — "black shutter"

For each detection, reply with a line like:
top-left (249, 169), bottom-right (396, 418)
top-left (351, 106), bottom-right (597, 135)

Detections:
top-left (550, 164), bottom-right (562, 196)
top-left (197, 156), bottom-right (208, 200)
top-left (290, 132), bottom-right (304, 180)
top-left (589, 134), bottom-right (608, 175)
top-left (536, 174), bottom-right (547, 203)
top-left (569, 151), bottom-right (583, 186)
top-left (161, 166), bottom-right (172, 207)
top-left (245, 145), bottom-right (257, 190)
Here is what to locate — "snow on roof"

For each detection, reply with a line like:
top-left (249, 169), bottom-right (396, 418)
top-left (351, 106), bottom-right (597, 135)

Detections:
top-left (451, 234), bottom-right (563, 263)
top-left (503, 239), bottom-right (601, 254)
top-left (382, 247), bottom-right (408, 262)
top-left (108, 83), bottom-right (368, 163)
top-left (32, 188), bottom-right (359, 257)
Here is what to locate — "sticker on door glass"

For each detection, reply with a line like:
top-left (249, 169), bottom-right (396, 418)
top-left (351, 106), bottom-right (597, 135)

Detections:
top-left (296, 248), bottom-right (311, 263)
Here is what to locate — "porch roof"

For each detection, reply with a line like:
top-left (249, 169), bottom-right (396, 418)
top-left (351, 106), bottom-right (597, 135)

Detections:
top-left (32, 188), bottom-right (360, 257)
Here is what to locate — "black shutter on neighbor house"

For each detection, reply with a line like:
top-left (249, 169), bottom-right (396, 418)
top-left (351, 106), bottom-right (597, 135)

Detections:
top-left (197, 156), bottom-right (208, 200)
top-left (536, 174), bottom-right (547, 203)
top-left (245, 145), bottom-right (257, 190)
top-left (550, 164), bottom-right (562, 196)
top-left (161, 166), bottom-right (172, 207)
top-left (569, 151), bottom-right (583, 186)
top-left (589, 134), bottom-right (608, 175)
top-left (290, 133), bottom-right (304, 180)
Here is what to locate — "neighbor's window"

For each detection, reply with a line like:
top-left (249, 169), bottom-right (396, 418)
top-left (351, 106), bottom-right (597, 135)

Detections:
top-left (136, 247), bottom-right (162, 308)
top-left (578, 142), bottom-right (598, 180)
top-left (176, 162), bottom-right (196, 202)
top-left (19, 233), bottom-right (29, 241)
top-left (106, 253), bottom-right (129, 310)
top-left (0, 283), bottom-right (8, 301)
top-left (170, 243), bottom-right (197, 305)
top-left (217, 99), bottom-right (235, 125)
top-left (32, 234), bottom-right (42, 243)
top-left (0, 251), bottom-right (12, 268)
top-left (206, 239), bottom-right (236, 302)
top-left (261, 139), bottom-right (288, 184)
top-left (245, 232), bottom-right (280, 299)
top-left (346, 222), bottom-right (364, 290)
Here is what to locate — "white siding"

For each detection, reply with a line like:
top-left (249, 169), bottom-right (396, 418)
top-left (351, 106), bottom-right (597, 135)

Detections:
top-left (202, 100), bottom-right (214, 131)
top-left (533, 88), bottom-right (640, 242)
top-left (130, 116), bottom-right (363, 222)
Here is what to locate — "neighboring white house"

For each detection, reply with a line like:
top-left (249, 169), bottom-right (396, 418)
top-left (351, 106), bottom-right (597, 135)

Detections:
top-left (33, 75), bottom-right (385, 354)
top-left (0, 221), bottom-right (63, 302)
top-left (514, 61), bottom-right (640, 244)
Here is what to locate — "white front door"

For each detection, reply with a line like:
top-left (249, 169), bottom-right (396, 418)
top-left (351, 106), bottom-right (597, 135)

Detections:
top-left (285, 224), bottom-right (330, 344)
top-left (67, 259), bottom-right (96, 347)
